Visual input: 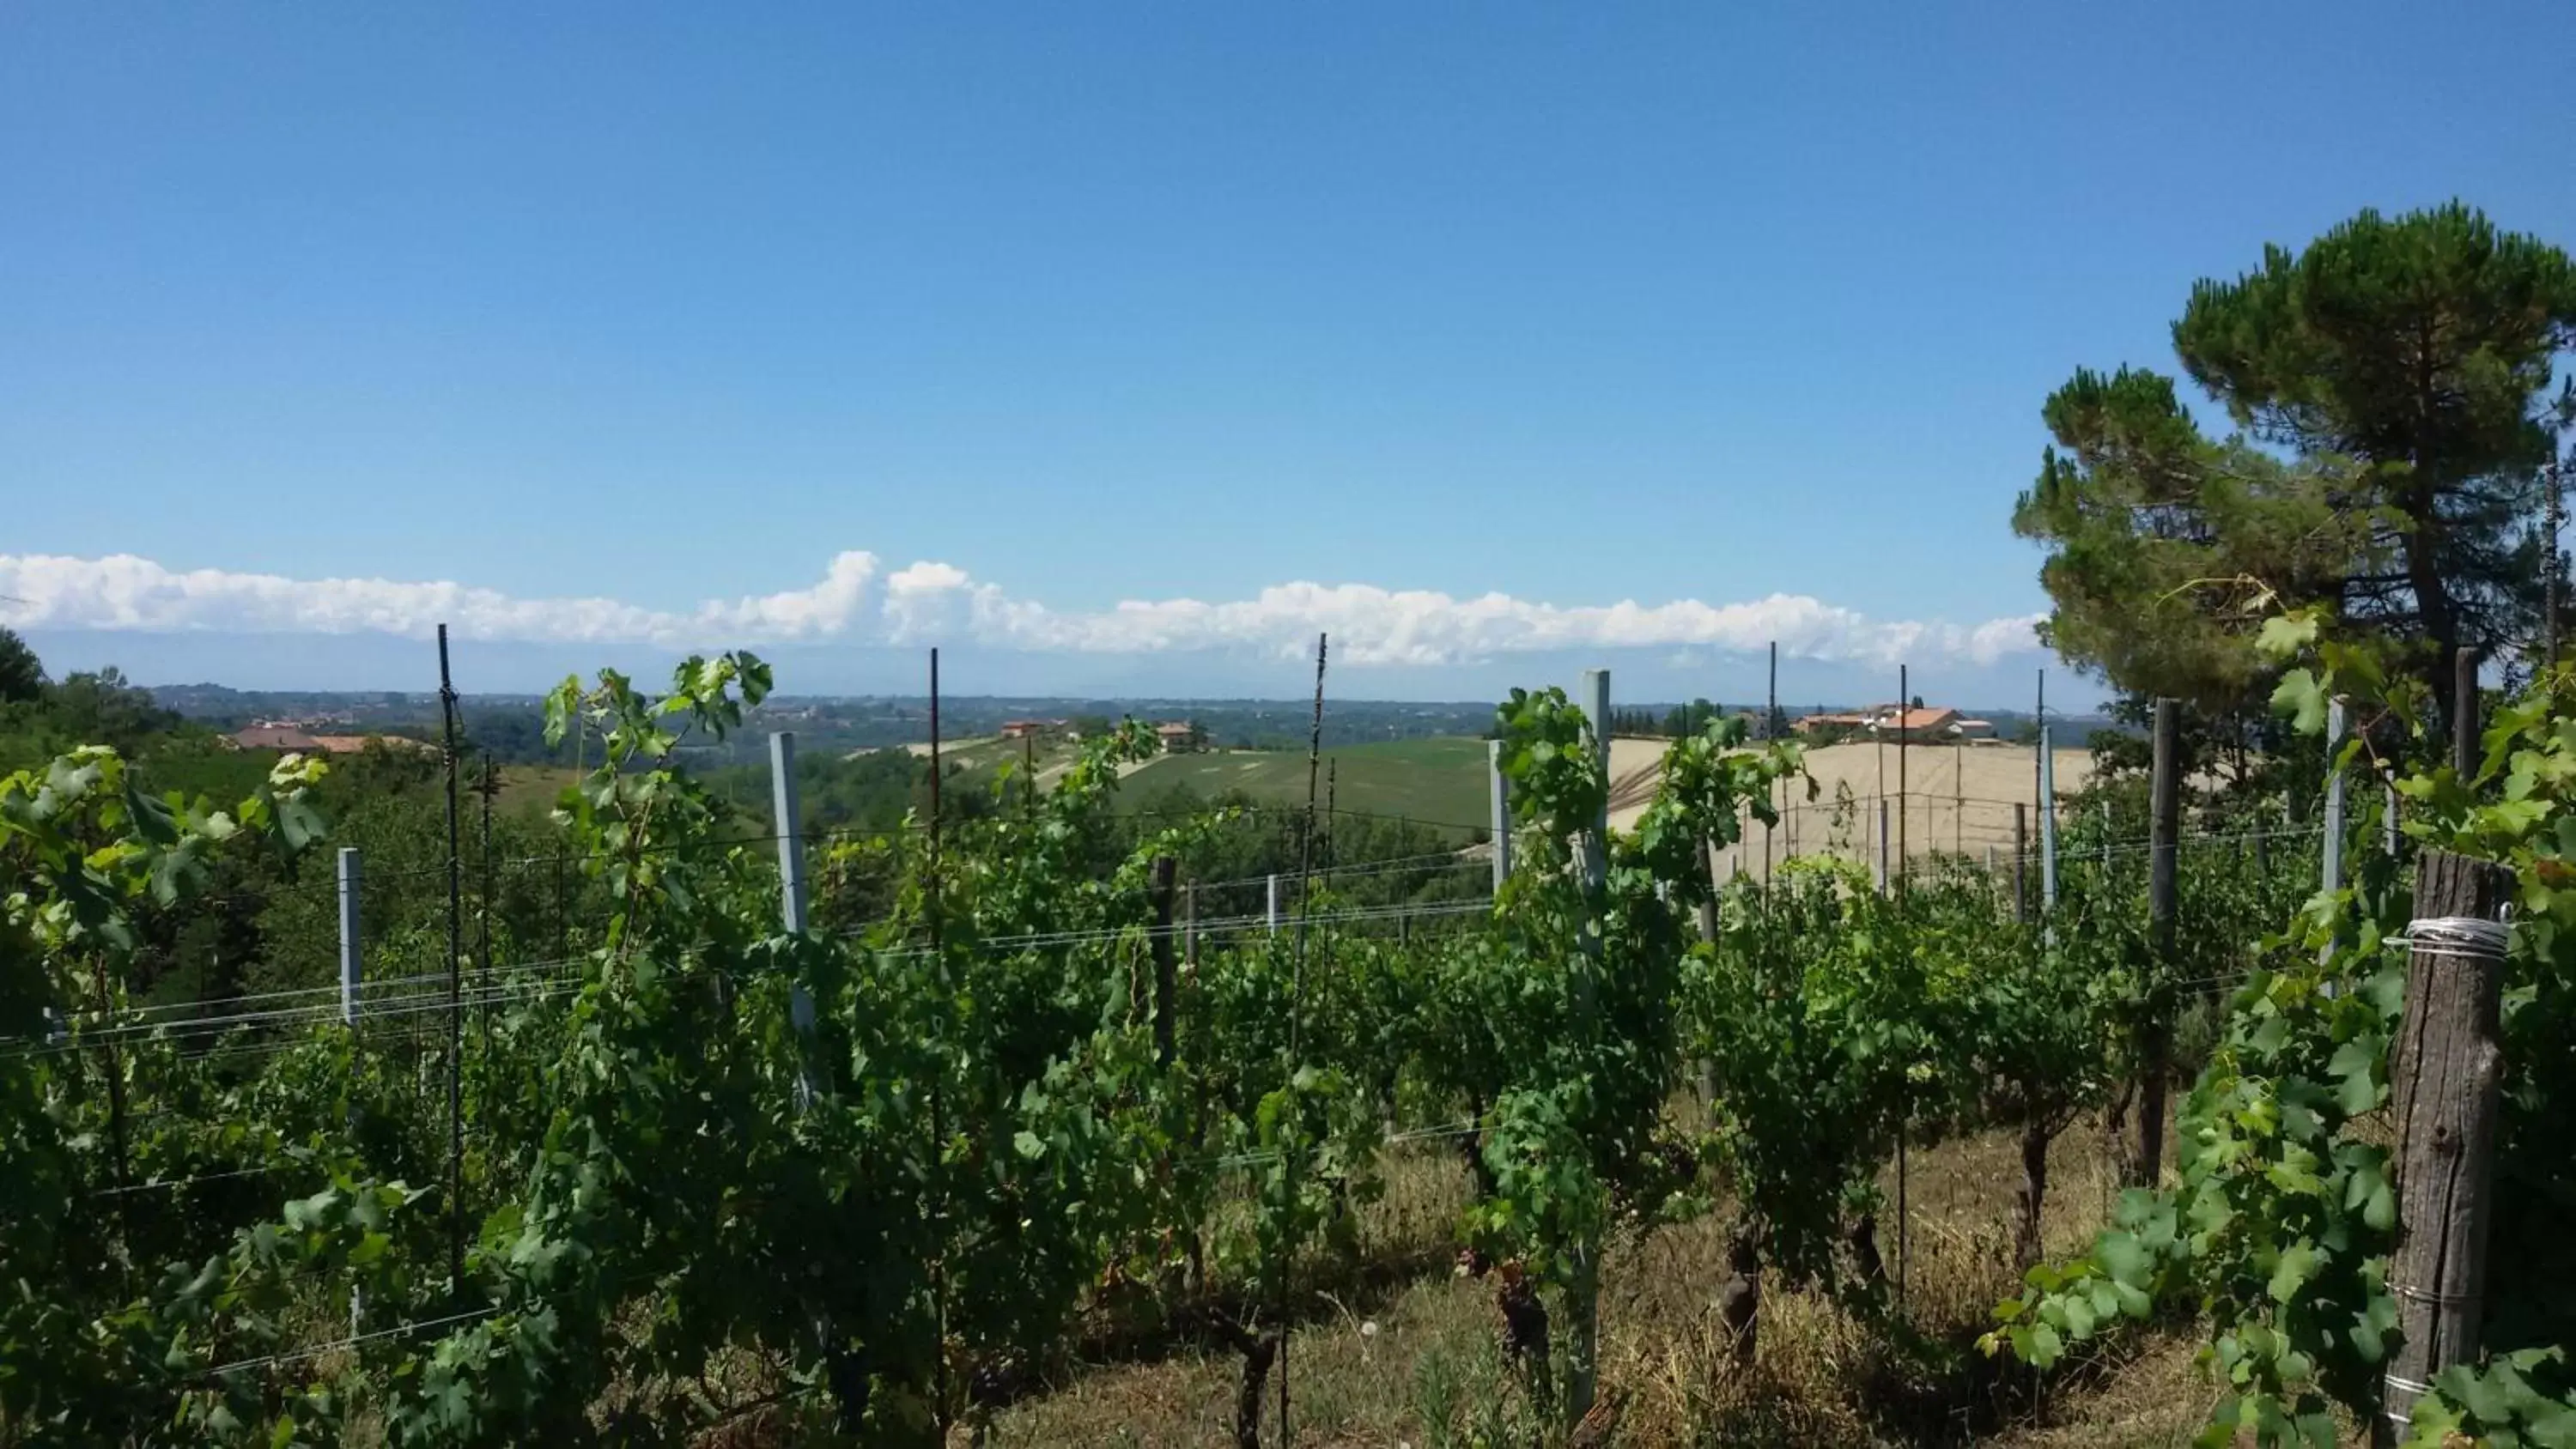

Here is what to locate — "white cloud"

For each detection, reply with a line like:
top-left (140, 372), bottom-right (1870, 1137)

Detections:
top-left (0, 551), bottom-right (2045, 668)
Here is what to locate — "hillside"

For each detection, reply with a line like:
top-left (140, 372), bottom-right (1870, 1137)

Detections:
top-left (1116, 736), bottom-right (1493, 835)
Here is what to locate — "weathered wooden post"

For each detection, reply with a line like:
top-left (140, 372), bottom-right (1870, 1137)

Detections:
top-left (1879, 798), bottom-right (1892, 895)
top-left (2133, 699), bottom-right (2178, 1187)
top-left (337, 844), bottom-right (366, 1330)
top-left (2376, 850), bottom-right (2513, 1445)
top-left (2038, 724), bottom-right (2060, 913)
top-left (2454, 646), bottom-right (2481, 782)
top-left (2012, 803), bottom-right (2027, 924)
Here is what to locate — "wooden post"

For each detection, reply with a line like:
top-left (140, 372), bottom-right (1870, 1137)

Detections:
top-left (2376, 851), bottom-right (2513, 1444)
top-left (1697, 835), bottom-right (1720, 941)
top-left (337, 841), bottom-right (367, 1330)
top-left (1878, 798), bottom-right (1892, 895)
top-left (1149, 857), bottom-right (1177, 1069)
top-left (2453, 647), bottom-right (2480, 783)
top-left (435, 624), bottom-right (465, 1296)
top-left (2549, 457), bottom-right (2564, 671)
top-left (1765, 643), bottom-right (1777, 882)
top-left (1897, 664), bottom-right (1909, 895)
top-left (1279, 632), bottom-right (1329, 1448)
top-left (2134, 698), bottom-right (2179, 1187)
top-left (1489, 739), bottom-right (1513, 892)
top-left (2033, 666), bottom-right (2045, 828)
top-left (2038, 724), bottom-right (2059, 913)
top-left (2013, 803), bottom-right (2027, 924)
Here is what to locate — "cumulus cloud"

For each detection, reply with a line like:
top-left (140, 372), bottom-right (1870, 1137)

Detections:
top-left (0, 551), bottom-right (2044, 668)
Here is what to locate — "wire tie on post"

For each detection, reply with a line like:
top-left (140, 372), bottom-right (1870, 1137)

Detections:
top-left (2386, 1281), bottom-right (2472, 1306)
top-left (2382, 1370), bottom-right (2433, 1426)
top-left (2397, 915), bottom-right (2509, 964)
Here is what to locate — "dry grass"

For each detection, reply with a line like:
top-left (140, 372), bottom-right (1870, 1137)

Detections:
top-left (1601, 740), bottom-right (2098, 880)
top-left (983, 1110), bottom-right (2221, 1447)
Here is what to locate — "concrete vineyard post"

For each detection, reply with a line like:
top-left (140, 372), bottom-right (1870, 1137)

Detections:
top-left (1267, 875), bottom-right (1279, 935)
top-left (1583, 669), bottom-right (1610, 902)
top-left (770, 731), bottom-right (810, 935)
top-left (1149, 857), bottom-right (1177, 1069)
top-left (337, 847), bottom-right (363, 1027)
top-left (2323, 699), bottom-right (2348, 901)
top-left (2322, 700), bottom-right (2347, 973)
top-left (771, 731), bottom-right (818, 1112)
top-left (2373, 851), bottom-right (2514, 1445)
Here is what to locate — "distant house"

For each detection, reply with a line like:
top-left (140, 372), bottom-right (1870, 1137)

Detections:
top-left (998, 718), bottom-right (1066, 740)
top-left (1155, 721), bottom-right (1199, 753)
top-left (1792, 705), bottom-right (1981, 743)
top-left (1869, 706), bottom-right (1972, 743)
top-left (231, 723), bottom-right (320, 752)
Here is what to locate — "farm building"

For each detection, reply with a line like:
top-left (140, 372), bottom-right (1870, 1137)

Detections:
top-left (1792, 706), bottom-right (1989, 743)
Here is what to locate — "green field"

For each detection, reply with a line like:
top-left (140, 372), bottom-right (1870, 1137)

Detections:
top-left (1117, 736), bottom-right (1490, 834)
top-left (490, 763), bottom-right (582, 816)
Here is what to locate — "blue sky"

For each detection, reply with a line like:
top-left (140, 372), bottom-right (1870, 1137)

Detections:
top-left (5, 2), bottom-right (2571, 705)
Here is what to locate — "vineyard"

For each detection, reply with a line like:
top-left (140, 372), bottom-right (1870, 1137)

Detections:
top-left (6, 623), bottom-right (2576, 1449)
